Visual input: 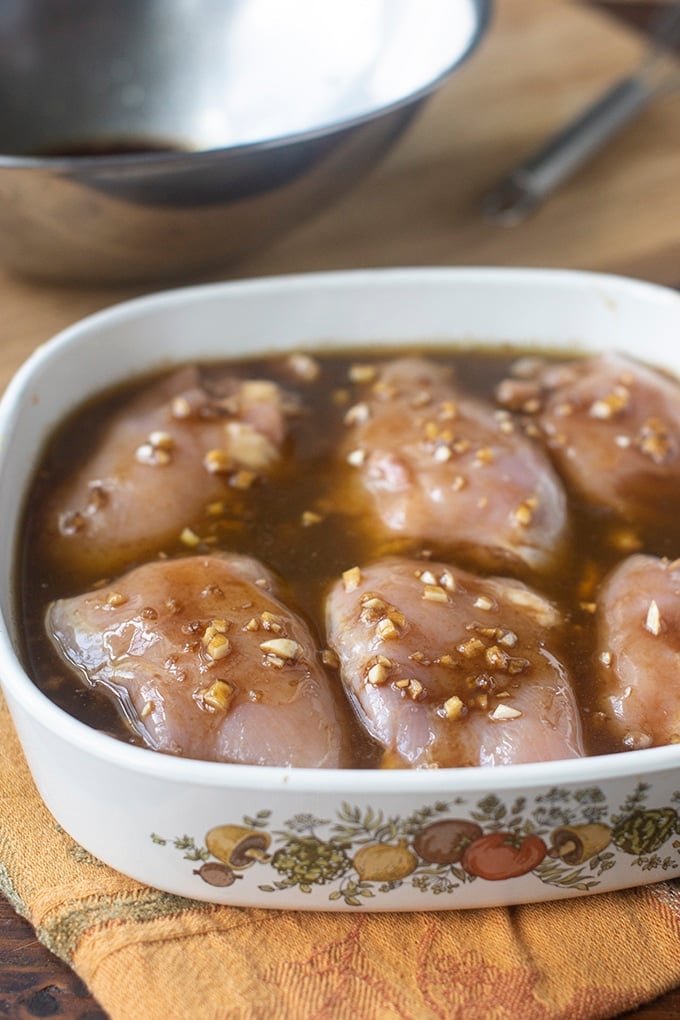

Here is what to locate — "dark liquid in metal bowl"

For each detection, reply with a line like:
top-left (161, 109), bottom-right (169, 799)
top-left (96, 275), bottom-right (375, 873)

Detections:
top-left (29, 137), bottom-right (190, 158)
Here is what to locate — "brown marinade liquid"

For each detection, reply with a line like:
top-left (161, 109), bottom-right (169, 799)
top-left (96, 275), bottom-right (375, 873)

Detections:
top-left (18, 346), bottom-right (680, 764)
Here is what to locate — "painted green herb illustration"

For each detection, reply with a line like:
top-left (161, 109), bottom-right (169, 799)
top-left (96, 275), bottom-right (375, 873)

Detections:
top-left (151, 782), bottom-right (680, 903)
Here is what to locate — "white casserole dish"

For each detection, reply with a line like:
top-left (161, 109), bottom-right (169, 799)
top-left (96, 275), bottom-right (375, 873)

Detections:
top-left (0, 267), bottom-right (678, 910)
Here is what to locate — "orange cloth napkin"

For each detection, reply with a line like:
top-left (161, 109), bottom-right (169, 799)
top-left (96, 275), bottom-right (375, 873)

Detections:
top-left (1, 697), bottom-right (679, 1020)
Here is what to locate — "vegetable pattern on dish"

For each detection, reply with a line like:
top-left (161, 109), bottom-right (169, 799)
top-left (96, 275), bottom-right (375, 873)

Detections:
top-left (151, 781), bottom-right (680, 905)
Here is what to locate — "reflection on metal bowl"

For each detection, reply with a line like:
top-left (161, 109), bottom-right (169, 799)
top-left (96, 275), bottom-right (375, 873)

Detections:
top-left (0, 0), bottom-right (492, 283)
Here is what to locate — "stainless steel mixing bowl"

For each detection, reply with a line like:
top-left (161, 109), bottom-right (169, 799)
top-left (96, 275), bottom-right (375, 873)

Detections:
top-left (0, 0), bottom-right (491, 284)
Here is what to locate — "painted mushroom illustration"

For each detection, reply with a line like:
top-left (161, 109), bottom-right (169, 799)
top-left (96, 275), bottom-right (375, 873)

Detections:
top-left (548, 823), bottom-right (611, 865)
top-left (193, 861), bottom-right (243, 887)
top-left (413, 819), bottom-right (483, 865)
top-left (205, 824), bottom-right (272, 870)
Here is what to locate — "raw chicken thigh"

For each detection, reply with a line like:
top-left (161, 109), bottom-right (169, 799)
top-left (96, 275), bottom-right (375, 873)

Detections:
top-left (46, 553), bottom-right (349, 768)
top-left (340, 358), bottom-right (568, 573)
top-left (42, 367), bottom-right (296, 579)
top-left (497, 352), bottom-right (680, 526)
top-left (595, 554), bottom-right (680, 750)
top-left (325, 556), bottom-right (584, 768)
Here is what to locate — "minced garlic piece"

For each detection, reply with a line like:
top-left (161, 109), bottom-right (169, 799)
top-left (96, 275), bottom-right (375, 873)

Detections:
top-left (440, 694), bottom-right (464, 720)
top-left (180, 527), bottom-right (201, 547)
top-left (106, 591), bottom-right (127, 607)
top-left (135, 442), bottom-right (171, 467)
top-left (259, 638), bottom-right (301, 661)
top-left (202, 620), bottom-right (228, 643)
top-left (490, 703), bottom-right (522, 721)
top-left (344, 402), bottom-right (370, 426)
top-left (205, 633), bottom-right (231, 661)
top-left (485, 645), bottom-right (509, 670)
top-left (474, 446), bottom-right (495, 465)
top-left (206, 500), bottom-right (226, 516)
top-left (203, 448), bottom-right (232, 474)
top-left (434, 444), bottom-right (454, 465)
top-left (502, 587), bottom-right (560, 627)
top-left (348, 363), bottom-right (377, 384)
top-left (342, 566), bottom-right (361, 592)
top-left (287, 352), bottom-right (320, 381)
top-left (140, 700), bottom-right (155, 719)
top-left (439, 400), bottom-right (458, 420)
top-left (645, 599), bottom-right (661, 636)
top-left (230, 469), bottom-right (257, 490)
top-left (171, 395), bottom-right (192, 418)
top-left (199, 679), bottom-right (235, 712)
top-left (589, 390), bottom-right (629, 420)
top-left (148, 430), bottom-right (174, 450)
top-left (301, 510), bottom-right (323, 527)
top-left (440, 570), bottom-right (456, 592)
top-left (376, 617), bottom-right (399, 640)
top-left (260, 611), bottom-right (284, 633)
top-left (394, 677), bottom-right (423, 700)
top-left (367, 662), bottom-right (389, 686)
top-left (473, 595), bottom-right (494, 611)
top-left (224, 421), bottom-right (278, 470)
top-left (422, 584), bottom-right (448, 603)
top-left (407, 678), bottom-right (424, 700)
top-left (458, 637), bottom-right (485, 658)
top-left (346, 448), bottom-right (366, 467)
top-left (636, 418), bottom-right (672, 463)
top-left (513, 497), bottom-right (538, 527)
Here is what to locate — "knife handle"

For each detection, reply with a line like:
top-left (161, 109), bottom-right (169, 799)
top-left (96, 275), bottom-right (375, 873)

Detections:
top-left (483, 75), bottom-right (654, 225)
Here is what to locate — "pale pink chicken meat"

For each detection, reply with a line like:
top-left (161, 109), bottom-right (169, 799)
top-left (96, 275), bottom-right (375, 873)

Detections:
top-left (595, 554), bottom-right (680, 750)
top-left (42, 366), bottom-right (296, 579)
top-left (325, 557), bottom-right (584, 768)
top-left (341, 358), bottom-right (568, 574)
top-left (46, 553), bottom-right (350, 768)
top-left (497, 352), bottom-right (680, 526)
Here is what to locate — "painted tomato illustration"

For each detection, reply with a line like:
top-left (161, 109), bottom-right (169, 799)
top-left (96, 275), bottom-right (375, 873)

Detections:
top-left (461, 831), bottom-right (547, 880)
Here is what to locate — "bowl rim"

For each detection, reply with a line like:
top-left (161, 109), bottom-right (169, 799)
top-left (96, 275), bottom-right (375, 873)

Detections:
top-left (1, 263), bottom-right (679, 794)
top-left (0, 0), bottom-right (492, 170)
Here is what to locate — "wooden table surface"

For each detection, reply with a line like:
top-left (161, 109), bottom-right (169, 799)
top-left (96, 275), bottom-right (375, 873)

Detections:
top-left (1, 1), bottom-right (679, 1017)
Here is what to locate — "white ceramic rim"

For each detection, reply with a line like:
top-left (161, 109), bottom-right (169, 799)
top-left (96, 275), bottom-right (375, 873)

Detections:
top-left (1, 265), bottom-right (679, 794)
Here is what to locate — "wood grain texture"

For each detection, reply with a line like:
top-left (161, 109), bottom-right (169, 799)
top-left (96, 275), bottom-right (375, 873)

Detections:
top-left (0, 1), bottom-right (678, 1017)
top-left (0, 896), bottom-right (106, 1019)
